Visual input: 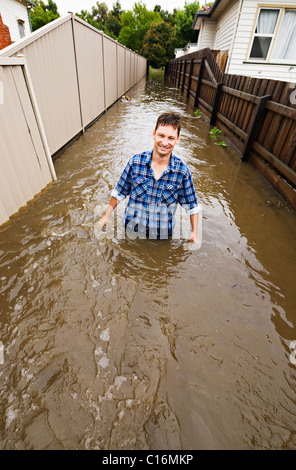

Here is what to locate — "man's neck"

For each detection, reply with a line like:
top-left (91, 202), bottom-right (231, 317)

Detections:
top-left (152, 149), bottom-right (171, 167)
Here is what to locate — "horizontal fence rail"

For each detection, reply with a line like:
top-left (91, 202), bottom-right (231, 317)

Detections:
top-left (0, 14), bottom-right (147, 226)
top-left (166, 48), bottom-right (296, 211)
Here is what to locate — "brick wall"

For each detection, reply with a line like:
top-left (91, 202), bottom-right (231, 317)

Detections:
top-left (0, 13), bottom-right (12, 50)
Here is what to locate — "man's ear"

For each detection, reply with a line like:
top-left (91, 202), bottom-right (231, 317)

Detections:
top-left (177, 134), bottom-right (181, 144)
top-left (152, 129), bottom-right (156, 138)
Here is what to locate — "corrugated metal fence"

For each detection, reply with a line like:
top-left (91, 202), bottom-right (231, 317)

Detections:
top-left (0, 56), bottom-right (54, 225)
top-left (0, 14), bottom-right (147, 225)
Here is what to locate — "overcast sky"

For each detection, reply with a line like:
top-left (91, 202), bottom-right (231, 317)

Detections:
top-left (55, 0), bottom-right (189, 16)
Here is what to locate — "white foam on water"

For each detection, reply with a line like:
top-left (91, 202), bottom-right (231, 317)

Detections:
top-left (114, 376), bottom-right (127, 390)
top-left (0, 342), bottom-right (4, 364)
top-left (97, 355), bottom-right (109, 369)
top-left (100, 329), bottom-right (110, 342)
top-left (6, 405), bottom-right (17, 427)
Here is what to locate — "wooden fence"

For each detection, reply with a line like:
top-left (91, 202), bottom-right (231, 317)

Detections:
top-left (166, 48), bottom-right (296, 211)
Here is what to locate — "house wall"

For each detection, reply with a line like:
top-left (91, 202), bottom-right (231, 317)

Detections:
top-left (0, 0), bottom-right (31, 43)
top-left (228, 0), bottom-right (296, 81)
top-left (197, 19), bottom-right (217, 49)
top-left (215, 0), bottom-right (239, 50)
top-left (0, 13), bottom-right (12, 49)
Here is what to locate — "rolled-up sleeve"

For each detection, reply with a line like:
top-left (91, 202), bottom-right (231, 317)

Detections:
top-left (178, 168), bottom-right (200, 215)
top-left (111, 158), bottom-right (133, 201)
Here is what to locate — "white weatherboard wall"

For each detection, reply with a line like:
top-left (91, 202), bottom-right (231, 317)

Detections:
top-left (215, 0), bottom-right (239, 51)
top-left (0, 0), bottom-right (31, 42)
top-left (197, 19), bottom-right (217, 50)
top-left (227, 0), bottom-right (296, 82)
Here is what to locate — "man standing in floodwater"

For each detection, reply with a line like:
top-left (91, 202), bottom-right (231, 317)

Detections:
top-left (99, 112), bottom-right (200, 241)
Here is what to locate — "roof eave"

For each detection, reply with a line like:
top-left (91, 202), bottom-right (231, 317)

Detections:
top-left (192, 0), bottom-right (223, 29)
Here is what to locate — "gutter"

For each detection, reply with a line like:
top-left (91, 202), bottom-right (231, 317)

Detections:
top-left (192, 0), bottom-right (222, 28)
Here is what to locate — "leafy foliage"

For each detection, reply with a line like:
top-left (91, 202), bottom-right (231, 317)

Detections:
top-left (30, 1), bottom-right (203, 68)
top-left (142, 22), bottom-right (176, 68)
top-left (174, 1), bottom-right (200, 47)
top-left (76, 1), bottom-right (201, 63)
top-left (118, 3), bottom-right (162, 53)
top-left (30, 0), bottom-right (59, 31)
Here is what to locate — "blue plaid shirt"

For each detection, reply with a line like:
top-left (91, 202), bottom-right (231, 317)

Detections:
top-left (111, 150), bottom-right (200, 238)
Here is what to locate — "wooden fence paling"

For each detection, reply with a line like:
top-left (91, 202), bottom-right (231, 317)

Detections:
top-left (241, 94), bottom-right (271, 162)
top-left (210, 82), bottom-right (224, 126)
top-left (194, 57), bottom-right (205, 108)
top-left (178, 61), bottom-right (182, 88)
top-left (187, 59), bottom-right (194, 98)
top-left (182, 60), bottom-right (186, 92)
top-left (252, 141), bottom-right (296, 187)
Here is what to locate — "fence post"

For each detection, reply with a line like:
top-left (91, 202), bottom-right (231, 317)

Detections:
top-left (178, 61), bottom-right (182, 88)
top-left (187, 59), bottom-right (194, 98)
top-left (241, 94), bottom-right (271, 162)
top-left (70, 13), bottom-right (84, 132)
top-left (194, 57), bottom-right (205, 108)
top-left (182, 60), bottom-right (186, 92)
top-left (210, 82), bottom-right (224, 125)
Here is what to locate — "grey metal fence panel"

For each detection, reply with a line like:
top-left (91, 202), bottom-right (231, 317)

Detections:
top-left (103, 35), bottom-right (118, 109)
top-left (73, 18), bottom-right (105, 128)
top-left (117, 44), bottom-right (126, 99)
top-left (0, 58), bottom-right (55, 225)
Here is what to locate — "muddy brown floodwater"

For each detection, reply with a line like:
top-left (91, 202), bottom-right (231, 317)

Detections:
top-left (0, 71), bottom-right (296, 450)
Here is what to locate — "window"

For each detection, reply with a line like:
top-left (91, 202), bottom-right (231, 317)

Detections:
top-left (272, 10), bottom-right (296, 61)
top-left (17, 19), bottom-right (25, 39)
top-left (248, 7), bottom-right (296, 63)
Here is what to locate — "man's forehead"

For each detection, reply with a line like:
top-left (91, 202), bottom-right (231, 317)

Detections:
top-left (155, 124), bottom-right (179, 136)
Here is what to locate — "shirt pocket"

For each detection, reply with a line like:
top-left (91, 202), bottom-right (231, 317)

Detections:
top-left (161, 183), bottom-right (181, 206)
top-left (131, 177), bottom-right (148, 201)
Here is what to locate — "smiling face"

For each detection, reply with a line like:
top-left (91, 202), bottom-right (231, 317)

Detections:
top-left (152, 124), bottom-right (180, 159)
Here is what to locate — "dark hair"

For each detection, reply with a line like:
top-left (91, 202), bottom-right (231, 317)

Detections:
top-left (155, 112), bottom-right (182, 136)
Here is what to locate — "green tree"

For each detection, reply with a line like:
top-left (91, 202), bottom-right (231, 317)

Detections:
top-left (118, 2), bottom-right (162, 53)
top-left (142, 21), bottom-right (176, 68)
top-left (174, 1), bottom-right (200, 47)
top-left (105, 14), bottom-right (121, 37)
top-left (153, 5), bottom-right (177, 26)
top-left (76, 2), bottom-right (122, 39)
top-left (30, 0), bottom-right (60, 31)
top-left (110, 1), bottom-right (122, 18)
top-left (91, 1), bottom-right (108, 25)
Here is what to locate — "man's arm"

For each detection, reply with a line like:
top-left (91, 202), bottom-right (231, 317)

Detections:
top-left (100, 197), bottom-right (119, 225)
top-left (189, 212), bottom-right (198, 243)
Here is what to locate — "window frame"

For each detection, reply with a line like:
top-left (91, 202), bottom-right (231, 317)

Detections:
top-left (246, 5), bottom-right (296, 65)
top-left (17, 19), bottom-right (26, 39)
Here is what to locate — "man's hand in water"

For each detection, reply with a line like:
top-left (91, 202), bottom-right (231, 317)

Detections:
top-left (189, 231), bottom-right (198, 243)
top-left (99, 214), bottom-right (110, 226)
